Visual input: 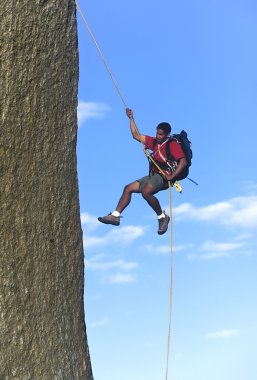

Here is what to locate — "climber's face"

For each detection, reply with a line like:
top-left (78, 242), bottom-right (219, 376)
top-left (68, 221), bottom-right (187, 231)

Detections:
top-left (156, 129), bottom-right (168, 144)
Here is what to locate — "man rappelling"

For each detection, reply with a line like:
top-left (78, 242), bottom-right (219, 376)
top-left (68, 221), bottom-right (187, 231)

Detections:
top-left (98, 108), bottom-right (189, 235)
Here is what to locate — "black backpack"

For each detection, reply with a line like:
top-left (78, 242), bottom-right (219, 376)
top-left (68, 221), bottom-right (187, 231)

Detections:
top-left (149, 130), bottom-right (193, 181)
top-left (167, 130), bottom-right (192, 167)
top-left (150, 130), bottom-right (192, 181)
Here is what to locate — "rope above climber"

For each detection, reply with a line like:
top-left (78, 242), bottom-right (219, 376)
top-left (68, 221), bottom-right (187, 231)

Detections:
top-left (98, 108), bottom-right (189, 235)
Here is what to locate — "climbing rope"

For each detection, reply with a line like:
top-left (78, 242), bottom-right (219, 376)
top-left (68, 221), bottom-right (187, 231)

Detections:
top-left (74, 0), bottom-right (127, 109)
top-left (74, 1), bottom-right (174, 377)
top-left (166, 182), bottom-right (173, 380)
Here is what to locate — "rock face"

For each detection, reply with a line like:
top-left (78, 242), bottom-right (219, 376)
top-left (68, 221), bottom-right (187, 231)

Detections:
top-left (0, 1), bottom-right (93, 379)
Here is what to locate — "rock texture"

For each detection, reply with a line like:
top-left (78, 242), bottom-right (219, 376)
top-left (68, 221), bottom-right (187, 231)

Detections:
top-left (0, 1), bottom-right (93, 379)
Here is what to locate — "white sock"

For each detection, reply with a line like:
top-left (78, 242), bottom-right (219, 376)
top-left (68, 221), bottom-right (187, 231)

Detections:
top-left (112, 211), bottom-right (120, 217)
top-left (157, 212), bottom-right (165, 219)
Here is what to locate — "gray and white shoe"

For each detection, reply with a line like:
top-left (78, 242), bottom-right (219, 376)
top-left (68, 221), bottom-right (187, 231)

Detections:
top-left (98, 213), bottom-right (120, 226)
top-left (157, 211), bottom-right (170, 235)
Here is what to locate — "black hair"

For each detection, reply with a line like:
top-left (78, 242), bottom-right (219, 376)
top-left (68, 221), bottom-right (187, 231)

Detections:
top-left (156, 122), bottom-right (171, 135)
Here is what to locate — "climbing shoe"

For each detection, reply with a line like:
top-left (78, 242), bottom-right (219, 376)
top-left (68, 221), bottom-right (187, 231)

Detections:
top-left (98, 213), bottom-right (120, 226)
top-left (157, 212), bottom-right (170, 235)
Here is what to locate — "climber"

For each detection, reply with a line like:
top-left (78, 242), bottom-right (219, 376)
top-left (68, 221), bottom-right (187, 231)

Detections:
top-left (98, 108), bottom-right (188, 235)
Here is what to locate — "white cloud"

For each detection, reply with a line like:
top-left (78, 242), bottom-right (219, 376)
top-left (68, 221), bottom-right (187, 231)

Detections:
top-left (143, 244), bottom-right (171, 255)
top-left (235, 233), bottom-right (253, 241)
top-left (173, 243), bottom-right (195, 252)
top-left (84, 226), bottom-right (146, 248)
top-left (173, 195), bottom-right (257, 229)
top-left (201, 240), bottom-right (245, 252)
top-left (108, 273), bottom-right (137, 284)
top-left (173, 201), bottom-right (232, 221)
top-left (155, 245), bottom-right (171, 254)
top-left (189, 251), bottom-right (232, 261)
top-left (83, 236), bottom-right (107, 248)
top-left (188, 239), bottom-right (247, 261)
top-left (77, 101), bottom-right (110, 127)
top-left (85, 255), bottom-right (139, 284)
top-left (107, 225), bottom-right (146, 243)
top-left (85, 255), bottom-right (138, 272)
top-left (141, 243), bottom-right (194, 255)
top-left (206, 329), bottom-right (239, 339)
top-left (81, 212), bottom-right (100, 231)
top-left (81, 212), bottom-right (146, 248)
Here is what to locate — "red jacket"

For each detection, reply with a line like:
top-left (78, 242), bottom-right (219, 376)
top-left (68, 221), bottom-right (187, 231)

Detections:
top-left (145, 136), bottom-right (185, 175)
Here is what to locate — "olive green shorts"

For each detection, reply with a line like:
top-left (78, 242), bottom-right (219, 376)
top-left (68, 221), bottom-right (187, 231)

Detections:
top-left (137, 173), bottom-right (168, 194)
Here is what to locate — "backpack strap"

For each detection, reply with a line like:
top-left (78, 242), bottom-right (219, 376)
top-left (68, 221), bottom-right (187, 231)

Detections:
top-left (165, 136), bottom-right (190, 181)
top-left (165, 137), bottom-right (176, 163)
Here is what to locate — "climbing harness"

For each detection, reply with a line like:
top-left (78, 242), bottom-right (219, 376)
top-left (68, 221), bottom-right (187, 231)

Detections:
top-left (146, 138), bottom-right (184, 192)
top-left (74, 1), bottom-right (177, 378)
top-left (144, 148), bottom-right (182, 193)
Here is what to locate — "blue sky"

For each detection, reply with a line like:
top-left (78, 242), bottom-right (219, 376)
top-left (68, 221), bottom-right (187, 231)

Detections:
top-left (75, 1), bottom-right (257, 379)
